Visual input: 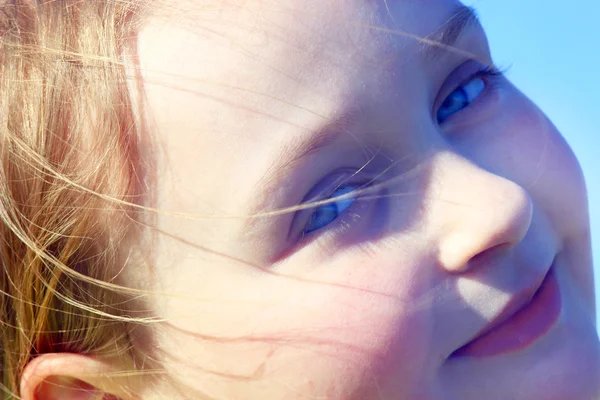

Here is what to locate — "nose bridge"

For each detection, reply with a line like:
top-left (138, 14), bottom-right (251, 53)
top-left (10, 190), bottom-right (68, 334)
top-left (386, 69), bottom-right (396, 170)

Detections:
top-left (426, 152), bottom-right (533, 273)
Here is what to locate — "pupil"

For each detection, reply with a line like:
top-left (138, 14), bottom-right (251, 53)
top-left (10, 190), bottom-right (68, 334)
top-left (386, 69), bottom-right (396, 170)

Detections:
top-left (311, 204), bottom-right (338, 228)
top-left (446, 89), bottom-right (467, 110)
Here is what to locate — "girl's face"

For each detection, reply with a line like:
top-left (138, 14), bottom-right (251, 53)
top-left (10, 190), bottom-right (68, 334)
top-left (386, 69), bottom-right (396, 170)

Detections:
top-left (134, 0), bottom-right (599, 398)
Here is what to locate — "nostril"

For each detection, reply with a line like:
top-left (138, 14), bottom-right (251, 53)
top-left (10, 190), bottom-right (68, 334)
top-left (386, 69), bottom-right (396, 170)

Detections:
top-left (466, 242), bottom-right (513, 269)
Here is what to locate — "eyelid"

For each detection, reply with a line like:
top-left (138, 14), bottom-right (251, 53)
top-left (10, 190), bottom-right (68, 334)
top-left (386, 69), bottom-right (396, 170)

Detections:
top-left (433, 60), bottom-right (503, 117)
top-left (288, 170), bottom-right (375, 241)
top-left (301, 184), bottom-right (362, 235)
top-left (303, 169), bottom-right (371, 203)
top-left (294, 185), bottom-right (383, 253)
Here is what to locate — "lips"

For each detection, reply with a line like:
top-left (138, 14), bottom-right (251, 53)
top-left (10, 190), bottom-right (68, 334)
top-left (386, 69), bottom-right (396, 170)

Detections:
top-left (451, 260), bottom-right (562, 358)
top-left (471, 271), bottom-right (545, 337)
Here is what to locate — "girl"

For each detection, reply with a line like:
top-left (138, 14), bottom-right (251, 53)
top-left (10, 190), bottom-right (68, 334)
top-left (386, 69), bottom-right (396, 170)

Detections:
top-left (1, 0), bottom-right (598, 399)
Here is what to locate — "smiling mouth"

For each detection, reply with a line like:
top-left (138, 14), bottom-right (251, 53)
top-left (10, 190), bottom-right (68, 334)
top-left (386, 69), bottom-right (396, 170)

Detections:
top-left (450, 264), bottom-right (562, 358)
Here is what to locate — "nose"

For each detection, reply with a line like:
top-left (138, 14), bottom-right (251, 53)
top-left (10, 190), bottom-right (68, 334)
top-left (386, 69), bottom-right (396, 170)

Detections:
top-left (427, 152), bottom-right (533, 273)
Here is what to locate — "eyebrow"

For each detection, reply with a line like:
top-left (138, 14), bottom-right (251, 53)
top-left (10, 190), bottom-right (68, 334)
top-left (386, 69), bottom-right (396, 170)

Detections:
top-left (248, 5), bottom-right (482, 214)
top-left (422, 5), bottom-right (482, 60)
top-left (251, 107), bottom-right (363, 211)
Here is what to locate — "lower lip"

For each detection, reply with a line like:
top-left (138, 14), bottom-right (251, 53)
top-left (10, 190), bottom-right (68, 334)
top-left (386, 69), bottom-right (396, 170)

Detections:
top-left (452, 267), bottom-right (562, 358)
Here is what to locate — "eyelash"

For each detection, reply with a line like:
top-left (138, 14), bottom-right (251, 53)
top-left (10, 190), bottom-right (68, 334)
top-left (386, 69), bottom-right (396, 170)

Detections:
top-left (436, 64), bottom-right (506, 124)
top-left (296, 64), bottom-right (506, 239)
top-left (471, 65), bottom-right (505, 79)
top-left (302, 184), bottom-right (363, 236)
top-left (468, 65), bottom-right (506, 87)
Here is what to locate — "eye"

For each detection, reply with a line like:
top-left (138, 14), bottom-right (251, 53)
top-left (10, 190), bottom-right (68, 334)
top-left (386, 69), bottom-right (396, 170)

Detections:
top-left (303, 185), bottom-right (360, 235)
top-left (436, 77), bottom-right (485, 123)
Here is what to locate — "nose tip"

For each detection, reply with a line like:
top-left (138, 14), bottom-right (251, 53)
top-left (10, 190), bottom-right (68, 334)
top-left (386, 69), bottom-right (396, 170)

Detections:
top-left (432, 156), bottom-right (533, 273)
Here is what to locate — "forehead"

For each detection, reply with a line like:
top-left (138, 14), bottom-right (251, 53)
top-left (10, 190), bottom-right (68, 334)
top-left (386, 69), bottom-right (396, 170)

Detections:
top-left (151, 0), bottom-right (464, 105)
top-left (142, 0), bottom-right (469, 150)
top-left (138, 0), bottom-right (472, 219)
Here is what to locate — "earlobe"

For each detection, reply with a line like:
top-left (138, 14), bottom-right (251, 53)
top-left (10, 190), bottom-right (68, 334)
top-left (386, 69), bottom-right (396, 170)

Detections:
top-left (20, 353), bottom-right (137, 400)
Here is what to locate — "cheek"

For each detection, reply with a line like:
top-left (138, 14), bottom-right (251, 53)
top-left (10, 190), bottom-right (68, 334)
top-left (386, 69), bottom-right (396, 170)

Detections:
top-left (454, 86), bottom-right (588, 237)
top-left (266, 248), bottom-right (444, 392)
top-left (153, 250), bottom-right (439, 398)
top-left (497, 94), bottom-right (588, 240)
top-left (454, 86), bottom-right (594, 306)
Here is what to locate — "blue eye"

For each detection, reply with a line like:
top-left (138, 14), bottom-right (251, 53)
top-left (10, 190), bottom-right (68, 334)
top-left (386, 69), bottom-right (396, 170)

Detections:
top-left (437, 76), bottom-right (486, 123)
top-left (303, 185), bottom-right (359, 235)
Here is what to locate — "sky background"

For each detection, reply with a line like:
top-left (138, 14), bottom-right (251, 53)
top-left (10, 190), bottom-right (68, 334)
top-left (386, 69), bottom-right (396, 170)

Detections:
top-left (465, 1), bottom-right (600, 324)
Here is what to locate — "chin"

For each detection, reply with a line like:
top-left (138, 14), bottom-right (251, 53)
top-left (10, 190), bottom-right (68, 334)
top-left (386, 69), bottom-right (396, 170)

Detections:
top-left (442, 305), bottom-right (600, 400)
top-left (507, 305), bottom-right (600, 400)
top-left (539, 264), bottom-right (600, 399)
top-left (536, 316), bottom-right (600, 400)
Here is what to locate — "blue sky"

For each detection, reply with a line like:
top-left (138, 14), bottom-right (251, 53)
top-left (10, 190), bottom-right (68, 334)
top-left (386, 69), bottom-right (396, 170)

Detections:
top-left (466, 0), bottom-right (600, 323)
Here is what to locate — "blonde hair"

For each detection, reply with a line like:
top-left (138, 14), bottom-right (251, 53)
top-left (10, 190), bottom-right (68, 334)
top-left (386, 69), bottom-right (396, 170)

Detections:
top-left (0, 0), bottom-right (147, 396)
top-left (0, 1), bottom-right (498, 398)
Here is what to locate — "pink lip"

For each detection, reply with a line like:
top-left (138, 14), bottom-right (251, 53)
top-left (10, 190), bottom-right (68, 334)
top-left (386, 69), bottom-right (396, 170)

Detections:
top-left (451, 265), bottom-right (562, 358)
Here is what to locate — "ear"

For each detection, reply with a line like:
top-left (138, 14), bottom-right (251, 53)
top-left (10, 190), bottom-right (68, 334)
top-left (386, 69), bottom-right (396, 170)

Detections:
top-left (20, 353), bottom-right (141, 400)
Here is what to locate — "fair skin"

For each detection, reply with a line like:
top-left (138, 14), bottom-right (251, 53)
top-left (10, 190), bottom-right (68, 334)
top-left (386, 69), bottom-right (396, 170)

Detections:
top-left (22, 0), bottom-right (599, 399)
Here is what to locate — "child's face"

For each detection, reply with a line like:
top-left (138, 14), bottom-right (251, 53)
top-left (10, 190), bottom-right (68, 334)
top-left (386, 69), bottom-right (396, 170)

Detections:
top-left (135, 0), bottom-right (599, 398)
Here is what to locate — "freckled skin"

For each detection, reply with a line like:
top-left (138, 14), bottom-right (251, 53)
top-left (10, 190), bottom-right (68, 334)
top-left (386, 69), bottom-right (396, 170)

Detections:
top-left (133, 0), bottom-right (599, 399)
